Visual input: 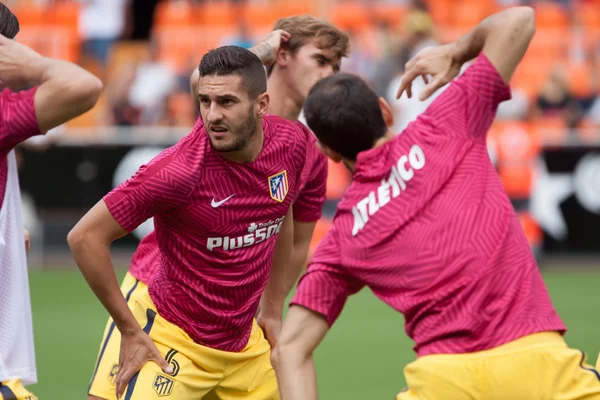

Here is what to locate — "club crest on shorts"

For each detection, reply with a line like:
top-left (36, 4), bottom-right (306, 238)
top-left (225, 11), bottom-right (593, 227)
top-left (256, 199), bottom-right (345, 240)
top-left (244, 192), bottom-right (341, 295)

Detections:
top-left (153, 373), bottom-right (174, 397)
top-left (108, 364), bottom-right (118, 385)
top-left (268, 170), bottom-right (288, 203)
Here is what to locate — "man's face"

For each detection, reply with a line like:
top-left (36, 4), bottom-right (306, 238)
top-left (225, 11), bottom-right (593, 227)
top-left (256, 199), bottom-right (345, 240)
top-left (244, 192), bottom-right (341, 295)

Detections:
top-left (287, 42), bottom-right (341, 101)
top-left (198, 74), bottom-right (258, 153)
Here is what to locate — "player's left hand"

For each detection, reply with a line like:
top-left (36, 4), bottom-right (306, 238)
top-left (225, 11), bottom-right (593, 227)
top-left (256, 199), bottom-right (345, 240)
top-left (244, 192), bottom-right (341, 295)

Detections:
top-left (23, 229), bottom-right (30, 253)
top-left (257, 313), bottom-right (282, 349)
top-left (396, 43), bottom-right (462, 101)
top-left (257, 29), bottom-right (291, 66)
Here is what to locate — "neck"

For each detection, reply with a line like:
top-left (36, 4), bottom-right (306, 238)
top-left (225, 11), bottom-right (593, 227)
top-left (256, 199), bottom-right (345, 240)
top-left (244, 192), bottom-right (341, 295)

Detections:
top-left (343, 129), bottom-right (396, 174)
top-left (267, 72), bottom-right (303, 122)
top-left (219, 121), bottom-right (265, 163)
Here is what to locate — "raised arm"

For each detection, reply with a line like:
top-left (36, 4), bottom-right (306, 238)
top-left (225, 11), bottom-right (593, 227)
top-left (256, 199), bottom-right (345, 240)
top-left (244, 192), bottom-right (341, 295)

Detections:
top-left (398, 6), bottom-right (535, 100)
top-left (0, 34), bottom-right (102, 133)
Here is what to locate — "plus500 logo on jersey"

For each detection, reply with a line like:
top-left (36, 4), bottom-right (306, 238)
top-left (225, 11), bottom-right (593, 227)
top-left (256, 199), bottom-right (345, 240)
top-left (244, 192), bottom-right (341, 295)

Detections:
top-left (207, 216), bottom-right (286, 251)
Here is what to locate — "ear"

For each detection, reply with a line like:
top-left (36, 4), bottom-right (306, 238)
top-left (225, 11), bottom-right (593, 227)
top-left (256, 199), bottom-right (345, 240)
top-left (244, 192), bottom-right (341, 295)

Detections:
top-left (318, 141), bottom-right (342, 163)
top-left (378, 97), bottom-right (394, 128)
top-left (275, 47), bottom-right (291, 68)
top-left (256, 92), bottom-right (269, 118)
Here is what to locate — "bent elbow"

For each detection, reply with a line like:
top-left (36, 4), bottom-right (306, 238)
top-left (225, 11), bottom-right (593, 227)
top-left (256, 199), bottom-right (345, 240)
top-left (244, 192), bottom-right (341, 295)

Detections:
top-left (78, 74), bottom-right (103, 112)
top-left (514, 6), bottom-right (536, 37)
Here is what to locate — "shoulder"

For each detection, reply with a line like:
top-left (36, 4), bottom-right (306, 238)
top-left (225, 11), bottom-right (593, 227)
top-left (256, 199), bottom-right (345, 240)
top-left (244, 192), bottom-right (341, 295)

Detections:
top-left (265, 114), bottom-right (307, 142)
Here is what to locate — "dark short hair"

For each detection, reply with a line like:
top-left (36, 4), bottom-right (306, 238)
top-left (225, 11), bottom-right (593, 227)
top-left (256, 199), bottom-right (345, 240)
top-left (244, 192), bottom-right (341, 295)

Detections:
top-left (304, 73), bottom-right (386, 161)
top-left (0, 3), bottom-right (19, 39)
top-left (199, 46), bottom-right (266, 99)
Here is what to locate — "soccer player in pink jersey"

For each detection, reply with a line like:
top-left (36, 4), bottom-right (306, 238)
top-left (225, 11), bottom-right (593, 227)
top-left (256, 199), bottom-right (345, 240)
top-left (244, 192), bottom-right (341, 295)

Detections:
top-left (85, 17), bottom-right (350, 400)
top-left (0, 4), bottom-right (103, 399)
top-left (69, 46), bottom-right (314, 400)
top-left (273, 7), bottom-right (600, 400)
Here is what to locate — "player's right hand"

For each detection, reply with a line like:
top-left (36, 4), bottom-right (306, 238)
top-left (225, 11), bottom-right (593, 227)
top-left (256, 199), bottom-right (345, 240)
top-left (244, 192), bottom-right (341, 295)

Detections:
top-left (258, 29), bottom-right (291, 66)
top-left (115, 328), bottom-right (173, 398)
top-left (396, 43), bottom-right (462, 101)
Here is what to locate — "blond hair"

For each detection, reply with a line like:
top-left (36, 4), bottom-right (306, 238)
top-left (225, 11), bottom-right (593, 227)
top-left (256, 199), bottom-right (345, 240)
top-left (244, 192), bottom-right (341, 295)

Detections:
top-left (267, 15), bottom-right (350, 76)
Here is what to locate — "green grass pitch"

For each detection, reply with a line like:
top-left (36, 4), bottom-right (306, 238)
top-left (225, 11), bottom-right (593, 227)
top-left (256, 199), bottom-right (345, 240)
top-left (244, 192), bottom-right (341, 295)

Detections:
top-left (28, 268), bottom-right (600, 399)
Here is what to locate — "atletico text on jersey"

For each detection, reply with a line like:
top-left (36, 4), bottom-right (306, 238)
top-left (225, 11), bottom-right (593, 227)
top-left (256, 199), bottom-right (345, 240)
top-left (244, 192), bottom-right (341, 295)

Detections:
top-left (127, 120), bottom-right (328, 285)
top-left (292, 55), bottom-right (566, 356)
top-left (104, 114), bottom-right (309, 352)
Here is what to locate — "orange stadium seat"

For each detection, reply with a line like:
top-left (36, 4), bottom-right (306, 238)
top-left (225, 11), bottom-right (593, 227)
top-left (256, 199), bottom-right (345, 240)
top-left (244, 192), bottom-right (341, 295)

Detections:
top-left (308, 217), bottom-right (333, 260)
top-left (533, 2), bottom-right (569, 30)
top-left (499, 164), bottom-right (534, 199)
top-left (565, 61), bottom-right (594, 98)
top-left (426, 0), bottom-right (453, 26)
top-left (533, 116), bottom-right (569, 145)
top-left (154, 1), bottom-right (194, 27)
top-left (371, 3), bottom-right (408, 27)
top-left (242, 3), bottom-right (279, 28)
top-left (277, 1), bottom-right (315, 18)
top-left (197, 1), bottom-right (239, 28)
top-left (511, 60), bottom-right (552, 99)
top-left (11, 5), bottom-right (45, 26)
top-left (518, 212), bottom-right (542, 249)
top-left (449, 0), bottom-right (498, 33)
top-left (330, 1), bottom-right (370, 30)
top-left (168, 92), bottom-right (197, 127)
top-left (51, 2), bottom-right (80, 28)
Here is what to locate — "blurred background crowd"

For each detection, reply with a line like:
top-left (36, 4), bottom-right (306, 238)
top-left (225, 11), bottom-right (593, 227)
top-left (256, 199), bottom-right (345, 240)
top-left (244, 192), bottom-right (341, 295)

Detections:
top-left (4, 0), bottom-right (600, 263)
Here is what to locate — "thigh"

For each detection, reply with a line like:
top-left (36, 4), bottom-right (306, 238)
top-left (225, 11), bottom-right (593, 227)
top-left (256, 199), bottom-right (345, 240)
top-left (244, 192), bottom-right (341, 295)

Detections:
top-left (0, 379), bottom-right (37, 400)
top-left (214, 321), bottom-right (278, 400)
top-left (401, 356), bottom-right (482, 400)
top-left (551, 349), bottom-right (600, 400)
top-left (119, 292), bottom-right (224, 400)
top-left (89, 273), bottom-right (144, 400)
top-left (210, 352), bottom-right (278, 400)
top-left (485, 345), bottom-right (600, 400)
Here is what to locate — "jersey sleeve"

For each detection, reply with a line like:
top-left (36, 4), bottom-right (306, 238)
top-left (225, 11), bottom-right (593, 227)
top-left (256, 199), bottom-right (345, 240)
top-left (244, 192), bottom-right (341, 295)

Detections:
top-left (293, 141), bottom-right (328, 223)
top-left (103, 136), bottom-right (200, 232)
top-left (290, 229), bottom-right (364, 325)
top-left (0, 87), bottom-right (42, 153)
top-left (420, 54), bottom-right (511, 142)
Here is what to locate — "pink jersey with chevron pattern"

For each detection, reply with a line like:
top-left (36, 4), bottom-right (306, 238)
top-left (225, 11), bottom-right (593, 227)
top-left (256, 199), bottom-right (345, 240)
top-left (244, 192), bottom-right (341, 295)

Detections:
top-left (292, 55), bottom-right (566, 356)
top-left (105, 114), bottom-right (308, 352)
top-left (127, 120), bottom-right (327, 285)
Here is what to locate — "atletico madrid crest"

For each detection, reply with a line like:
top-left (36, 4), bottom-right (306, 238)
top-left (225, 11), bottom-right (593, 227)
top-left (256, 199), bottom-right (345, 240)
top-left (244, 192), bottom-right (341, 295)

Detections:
top-left (268, 170), bottom-right (288, 203)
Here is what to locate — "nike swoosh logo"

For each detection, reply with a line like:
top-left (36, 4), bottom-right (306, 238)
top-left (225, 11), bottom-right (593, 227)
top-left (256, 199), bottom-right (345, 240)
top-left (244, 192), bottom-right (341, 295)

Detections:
top-left (211, 194), bottom-right (234, 208)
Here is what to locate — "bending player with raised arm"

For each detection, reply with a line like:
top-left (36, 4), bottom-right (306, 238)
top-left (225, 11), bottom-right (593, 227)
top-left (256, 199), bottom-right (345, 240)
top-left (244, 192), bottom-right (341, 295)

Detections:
top-left (273, 7), bottom-right (600, 400)
top-left (0, 3), bottom-right (102, 400)
top-left (85, 16), bottom-right (349, 400)
top-left (69, 46), bottom-right (312, 400)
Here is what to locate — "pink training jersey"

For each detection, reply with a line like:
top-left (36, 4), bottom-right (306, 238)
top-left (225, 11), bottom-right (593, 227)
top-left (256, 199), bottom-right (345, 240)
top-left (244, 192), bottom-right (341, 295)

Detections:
top-left (128, 120), bottom-right (328, 285)
top-left (0, 87), bottom-right (41, 208)
top-left (105, 114), bottom-right (309, 352)
top-left (292, 55), bottom-right (566, 356)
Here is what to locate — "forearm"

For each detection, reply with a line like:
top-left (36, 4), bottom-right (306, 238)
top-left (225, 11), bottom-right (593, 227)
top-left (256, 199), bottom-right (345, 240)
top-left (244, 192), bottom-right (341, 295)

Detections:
top-left (275, 352), bottom-right (319, 400)
top-left (452, 7), bottom-right (535, 64)
top-left (68, 234), bottom-right (139, 335)
top-left (250, 41), bottom-right (275, 65)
